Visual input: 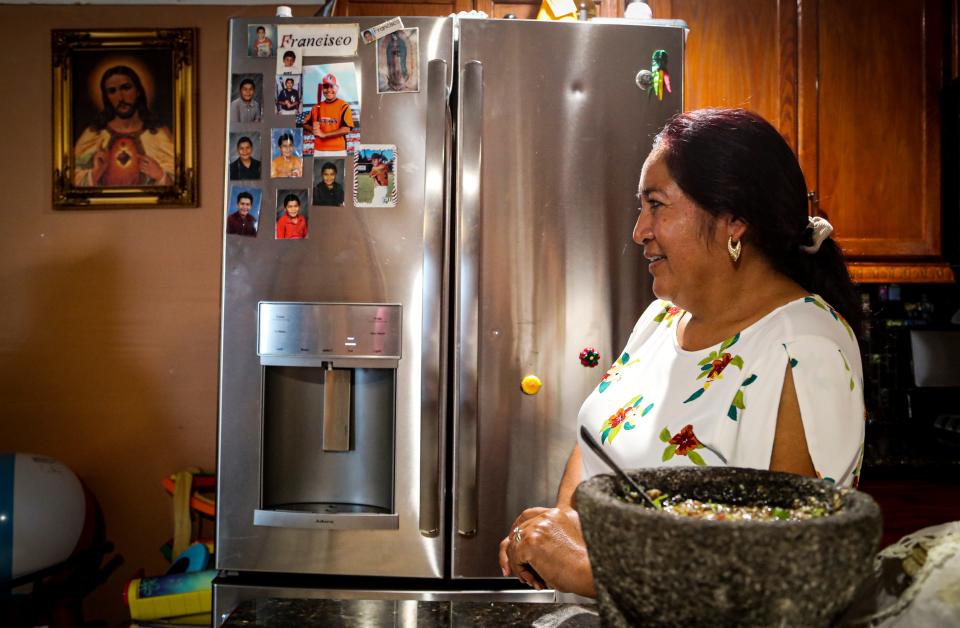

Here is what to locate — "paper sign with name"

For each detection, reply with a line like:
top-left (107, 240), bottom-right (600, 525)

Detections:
top-left (278, 24), bottom-right (359, 57)
top-left (361, 17), bottom-right (404, 44)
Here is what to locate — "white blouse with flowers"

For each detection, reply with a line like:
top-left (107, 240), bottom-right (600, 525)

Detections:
top-left (578, 296), bottom-right (865, 488)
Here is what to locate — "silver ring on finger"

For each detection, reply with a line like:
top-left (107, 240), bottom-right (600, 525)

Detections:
top-left (513, 526), bottom-right (522, 544)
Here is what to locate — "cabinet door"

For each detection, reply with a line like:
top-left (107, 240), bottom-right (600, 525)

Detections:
top-left (337, 0), bottom-right (473, 16)
top-left (806, 0), bottom-right (942, 259)
top-left (649, 0), bottom-right (797, 147)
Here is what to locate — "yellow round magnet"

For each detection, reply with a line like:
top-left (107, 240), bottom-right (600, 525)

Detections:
top-left (520, 374), bottom-right (542, 395)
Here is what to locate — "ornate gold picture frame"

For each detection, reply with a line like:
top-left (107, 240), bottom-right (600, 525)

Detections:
top-left (52, 29), bottom-right (197, 208)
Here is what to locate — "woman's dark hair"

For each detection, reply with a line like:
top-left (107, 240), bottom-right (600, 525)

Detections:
top-left (652, 108), bottom-right (860, 334)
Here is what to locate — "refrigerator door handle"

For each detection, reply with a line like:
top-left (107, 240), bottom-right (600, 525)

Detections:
top-left (420, 58), bottom-right (449, 538)
top-left (455, 60), bottom-right (483, 538)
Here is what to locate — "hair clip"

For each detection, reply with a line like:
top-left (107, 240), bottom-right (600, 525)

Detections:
top-left (800, 216), bottom-right (833, 254)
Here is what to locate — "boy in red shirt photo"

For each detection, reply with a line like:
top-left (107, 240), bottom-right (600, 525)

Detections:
top-left (275, 192), bottom-right (308, 239)
top-left (250, 25), bottom-right (273, 57)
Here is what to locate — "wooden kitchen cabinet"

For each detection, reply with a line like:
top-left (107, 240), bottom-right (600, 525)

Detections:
top-left (809, 0), bottom-right (950, 283)
top-left (648, 0), bottom-right (789, 142)
top-left (470, 0), bottom-right (625, 20)
top-left (334, 0), bottom-right (543, 19)
top-left (474, 0), bottom-right (538, 19)
top-left (336, 0), bottom-right (621, 21)
top-left (650, 0), bottom-right (953, 283)
top-left (336, 0), bottom-right (474, 17)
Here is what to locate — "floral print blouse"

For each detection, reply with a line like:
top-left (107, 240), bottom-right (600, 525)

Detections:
top-left (578, 296), bottom-right (865, 488)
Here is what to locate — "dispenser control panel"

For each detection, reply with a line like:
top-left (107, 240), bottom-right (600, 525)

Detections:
top-left (258, 302), bottom-right (402, 364)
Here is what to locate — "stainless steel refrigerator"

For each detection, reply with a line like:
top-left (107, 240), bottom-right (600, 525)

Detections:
top-left (216, 14), bottom-right (683, 622)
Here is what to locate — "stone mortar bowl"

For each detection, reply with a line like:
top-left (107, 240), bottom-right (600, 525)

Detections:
top-left (575, 467), bottom-right (882, 628)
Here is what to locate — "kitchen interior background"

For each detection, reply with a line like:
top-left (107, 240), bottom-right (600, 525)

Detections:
top-left (1, 0), bottom-right (958, 624)
top-left (859, 284), bottom-right (959, 453)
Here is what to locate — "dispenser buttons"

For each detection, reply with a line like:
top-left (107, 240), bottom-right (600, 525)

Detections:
top-left (520, 374), bottom-right (542, 395)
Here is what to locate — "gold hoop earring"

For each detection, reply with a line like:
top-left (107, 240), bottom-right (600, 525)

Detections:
top-left (727, 236), bottom-right (742, 262)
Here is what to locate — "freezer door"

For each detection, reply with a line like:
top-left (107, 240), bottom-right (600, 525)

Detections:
top-left (452, 20), bottom-right (684, 577)
top-left (217, 16), bottom-right (453, 577)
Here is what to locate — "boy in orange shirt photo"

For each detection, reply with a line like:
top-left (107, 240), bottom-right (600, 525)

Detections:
top-left (303, 72), bottom-right (354, 154)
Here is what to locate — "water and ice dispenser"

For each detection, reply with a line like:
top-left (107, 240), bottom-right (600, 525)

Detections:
top-left (253, 302), bottom-right (401, 530)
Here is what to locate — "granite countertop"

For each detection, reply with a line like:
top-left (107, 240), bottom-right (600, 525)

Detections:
top-left (219, 523), bottom-right (960, 628)
top-left (222, 598), bottom-right (600, 627)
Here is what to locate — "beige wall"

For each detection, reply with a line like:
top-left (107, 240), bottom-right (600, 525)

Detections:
top-left (0, 4), bottom-right (312, 623)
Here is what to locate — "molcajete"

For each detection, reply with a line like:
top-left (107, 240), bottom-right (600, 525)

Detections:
top-left (575, 467), bottom-right (881, 627)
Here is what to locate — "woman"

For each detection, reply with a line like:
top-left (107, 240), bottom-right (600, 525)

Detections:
top-left (499, 108), bottom-right (864, 597)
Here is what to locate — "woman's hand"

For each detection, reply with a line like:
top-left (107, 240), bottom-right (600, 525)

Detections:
top-left (498, 506), bottom-right (596, 598)
top-left (498, 507), bottom-right (548, 588)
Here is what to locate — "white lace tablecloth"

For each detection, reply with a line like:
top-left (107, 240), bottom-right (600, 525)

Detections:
top-left (842, 521), bottom-right (960, 626)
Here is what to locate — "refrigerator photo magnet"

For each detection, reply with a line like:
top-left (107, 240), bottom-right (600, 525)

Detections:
top-left (228, 132), bottom-right (262, 181)
top-left (275, 74), bottom-right (303, 116)
top-left (277, 47), bottom-right (303, 75)
top-left (269, 128), bottom-right (304, 178)
top-left (275, 189), bottom-right (309, 240)
top-left (298, 62), bottom-right (360, 156)
top-left (248, 24), bottom-right (276, 58)
top-left (313, 158), bottom-right (346, 207)
top-left (354, 144), bottom-right (397, 208)
top-left (376, 29), bottom-right (419, 94)
top-left (362, 17), bottom-right (405, 45)
top-left (229, 74), bottom-right (263, 124)
top-left (226, 185), bottom-right (261, 238)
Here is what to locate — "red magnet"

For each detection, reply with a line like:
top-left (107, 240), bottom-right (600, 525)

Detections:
top-left (579, 347), bottom-right (600, 368)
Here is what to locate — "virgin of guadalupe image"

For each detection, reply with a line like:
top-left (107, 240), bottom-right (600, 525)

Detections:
top-left (377, 30), bottom-right (418, 94)
top-left (385, 32), bottom-right (409, 91)
top-left (73, 64), bottom-right (174, 187)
